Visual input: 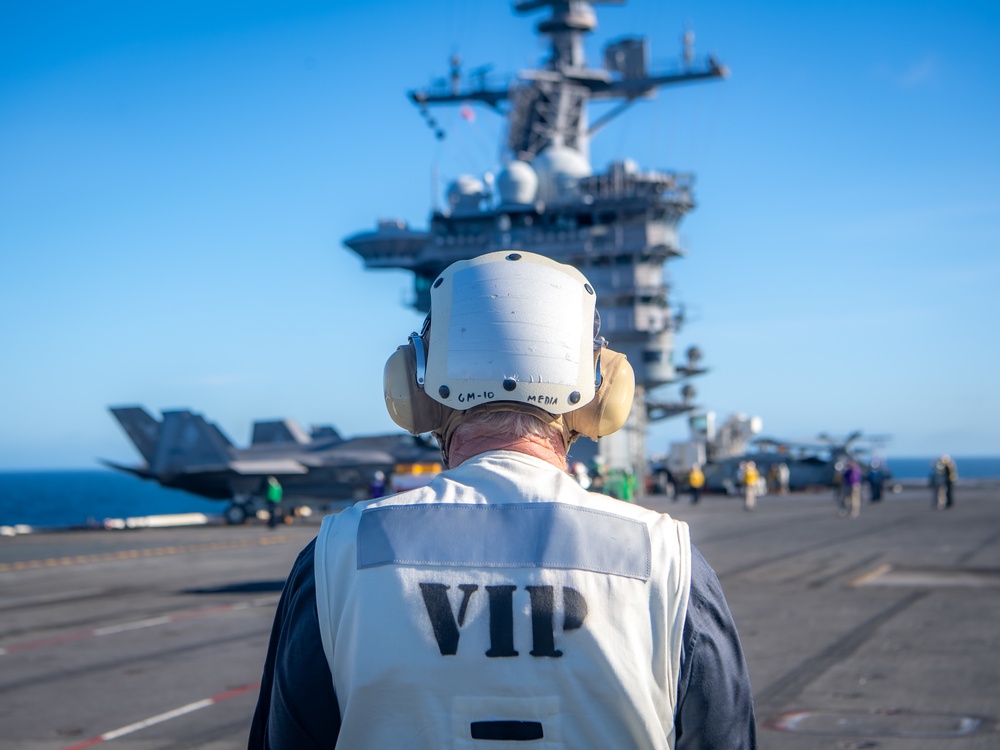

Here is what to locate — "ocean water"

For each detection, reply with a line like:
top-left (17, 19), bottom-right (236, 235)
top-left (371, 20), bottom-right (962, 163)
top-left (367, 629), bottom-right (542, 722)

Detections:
top-left (0, 470), bottom-right (220, 529)
top-left (1, 458), bottom-right (998, 530)
top-left (885, 456), bottom-right (1000, 482)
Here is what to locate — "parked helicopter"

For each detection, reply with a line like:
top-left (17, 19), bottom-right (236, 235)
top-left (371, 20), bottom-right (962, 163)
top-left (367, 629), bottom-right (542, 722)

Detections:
top-left (658, 412), bottom-right (891, 495)
top-left (705, 432), bottom-right (891, 494)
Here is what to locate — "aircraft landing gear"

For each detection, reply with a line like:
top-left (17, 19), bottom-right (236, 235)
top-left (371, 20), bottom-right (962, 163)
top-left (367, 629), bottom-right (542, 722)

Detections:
top-left (224, 502), bottom-right (249, 525)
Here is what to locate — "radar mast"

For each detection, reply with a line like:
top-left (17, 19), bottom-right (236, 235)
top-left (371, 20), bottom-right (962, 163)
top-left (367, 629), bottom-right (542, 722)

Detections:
top-left (344, 0), bottom-right (728, 490)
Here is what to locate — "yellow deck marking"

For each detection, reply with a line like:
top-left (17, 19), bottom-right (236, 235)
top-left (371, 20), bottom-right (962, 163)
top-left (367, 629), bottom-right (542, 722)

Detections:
top-left (0, 535), bottom-right (297, 573)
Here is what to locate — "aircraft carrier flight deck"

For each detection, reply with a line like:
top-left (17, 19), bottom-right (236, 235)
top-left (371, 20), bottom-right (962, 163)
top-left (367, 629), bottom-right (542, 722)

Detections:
top-left (2, 483), bottom-right (998, 749)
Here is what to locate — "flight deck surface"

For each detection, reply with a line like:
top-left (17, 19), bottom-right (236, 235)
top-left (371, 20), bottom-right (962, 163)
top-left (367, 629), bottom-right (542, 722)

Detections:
top-left (1, 484), bottom-right (998, 748)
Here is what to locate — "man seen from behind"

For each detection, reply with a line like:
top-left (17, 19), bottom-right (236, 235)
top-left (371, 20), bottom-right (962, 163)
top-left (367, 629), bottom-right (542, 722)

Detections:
top-left (249, 251), bottom-right (756, 749)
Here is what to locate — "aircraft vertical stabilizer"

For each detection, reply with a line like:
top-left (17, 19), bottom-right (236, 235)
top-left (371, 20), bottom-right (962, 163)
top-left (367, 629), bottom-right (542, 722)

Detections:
top-left (109, 406), bottom-right (161, 465)
top-left (152, 410), bottom-right (234, 476)
top-left (252, 419), bottom-right (312, 446)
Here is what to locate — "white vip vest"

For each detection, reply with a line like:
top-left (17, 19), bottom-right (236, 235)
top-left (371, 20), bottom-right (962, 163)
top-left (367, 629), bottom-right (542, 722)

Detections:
top-left (315, 451), bottom-right (691, 749)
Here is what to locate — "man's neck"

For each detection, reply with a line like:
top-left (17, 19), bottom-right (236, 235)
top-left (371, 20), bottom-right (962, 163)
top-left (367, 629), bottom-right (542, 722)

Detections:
top-left (449, 433), bottom-right (566, 471)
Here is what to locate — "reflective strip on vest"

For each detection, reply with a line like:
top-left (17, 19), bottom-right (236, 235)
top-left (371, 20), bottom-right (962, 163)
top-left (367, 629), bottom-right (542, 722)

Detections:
top-left (358, 502), bottom-right (651, 581)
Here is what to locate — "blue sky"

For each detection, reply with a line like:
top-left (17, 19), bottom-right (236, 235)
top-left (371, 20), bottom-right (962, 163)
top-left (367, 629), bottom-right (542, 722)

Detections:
top-left (1, 0), bottom-right (998, 469)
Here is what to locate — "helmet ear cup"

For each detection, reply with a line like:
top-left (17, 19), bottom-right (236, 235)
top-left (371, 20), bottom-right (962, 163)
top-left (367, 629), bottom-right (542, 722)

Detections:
top-left (387, 335), bottom-right (633, 442)
top-left (564, 349), bottom-right (635, 440)
top-left (384, 343), bottom-right (450, 434)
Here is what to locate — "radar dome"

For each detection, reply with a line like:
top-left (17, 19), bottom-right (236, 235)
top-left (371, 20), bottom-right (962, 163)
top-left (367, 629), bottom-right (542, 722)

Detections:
top-left (534, 146), bottom-right (592, 203)
top-left (446, 174), bottom-right (487, 216)
top-left (497, 160), bottom-right (538, 205)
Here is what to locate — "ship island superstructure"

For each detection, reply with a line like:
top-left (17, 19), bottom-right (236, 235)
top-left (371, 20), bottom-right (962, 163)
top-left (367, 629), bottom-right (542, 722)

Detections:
top-left (344, 0), bottom-right (727, 485)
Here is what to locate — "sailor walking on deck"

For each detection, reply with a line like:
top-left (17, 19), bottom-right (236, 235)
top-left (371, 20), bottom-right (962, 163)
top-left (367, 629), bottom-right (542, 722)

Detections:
top-left (740, 460), bottom-right (760, 511)
top-left (688, 463), bottom-right (705, 504)
top-left (264, 476), bottom-right (283, 528)
top-left (249, 251), bottom-right (756, 749)
top-left (840, 461), bottom-right (862, 519)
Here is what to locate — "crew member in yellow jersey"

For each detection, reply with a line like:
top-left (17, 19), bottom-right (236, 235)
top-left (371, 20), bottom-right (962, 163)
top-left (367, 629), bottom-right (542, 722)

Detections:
top-left (688, 463), bottom-right (705, 504)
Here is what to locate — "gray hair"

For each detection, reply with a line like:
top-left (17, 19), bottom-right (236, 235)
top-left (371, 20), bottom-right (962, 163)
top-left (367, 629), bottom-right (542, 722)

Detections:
top-left (451, 409), bottom-right (564, 448)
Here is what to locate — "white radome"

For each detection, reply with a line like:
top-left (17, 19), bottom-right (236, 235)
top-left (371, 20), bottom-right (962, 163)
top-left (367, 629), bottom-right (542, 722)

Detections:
top-left (497, 160), bottom-right (539, 205)
top-left (533, 146), bottom-right (592, 203)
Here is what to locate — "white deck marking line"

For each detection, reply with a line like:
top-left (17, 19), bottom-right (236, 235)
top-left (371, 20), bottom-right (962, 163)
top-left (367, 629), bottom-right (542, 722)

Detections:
top-left (60, 681), bottom-right (261, 749)
top-left (0, 595), bottom-right (279, 656)
top-left (847, 562), bottom-right (893, 587)
top-left (91, 615), bottom-right (173, 636)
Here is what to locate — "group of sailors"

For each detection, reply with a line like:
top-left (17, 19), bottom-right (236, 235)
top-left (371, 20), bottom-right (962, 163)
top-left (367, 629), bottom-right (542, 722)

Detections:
top-left (569, 454), bottom-right (962, 517)
top-left (568, 458), bottom-right (788, 511)
top-left (735, 460), bottom-right (791, 511)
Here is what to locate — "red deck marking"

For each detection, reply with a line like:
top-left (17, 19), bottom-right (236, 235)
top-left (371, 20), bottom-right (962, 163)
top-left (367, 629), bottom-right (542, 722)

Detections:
top-left (0, 596), bottom-right (277, 656)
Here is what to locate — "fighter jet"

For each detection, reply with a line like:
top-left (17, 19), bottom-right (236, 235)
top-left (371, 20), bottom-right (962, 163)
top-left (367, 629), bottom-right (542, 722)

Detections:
top-left (104, 406), bottom-right (442, 523)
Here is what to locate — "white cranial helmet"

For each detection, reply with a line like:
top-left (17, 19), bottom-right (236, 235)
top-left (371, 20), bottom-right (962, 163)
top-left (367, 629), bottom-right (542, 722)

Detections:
top-left (383, 250), bottom-right (634, 452)
top-left (424, 250), bottom-right (597, 413)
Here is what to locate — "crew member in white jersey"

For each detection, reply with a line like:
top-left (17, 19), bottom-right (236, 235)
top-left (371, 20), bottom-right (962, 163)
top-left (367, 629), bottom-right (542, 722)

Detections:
top-left (249, 251), bottom-right (756, 749)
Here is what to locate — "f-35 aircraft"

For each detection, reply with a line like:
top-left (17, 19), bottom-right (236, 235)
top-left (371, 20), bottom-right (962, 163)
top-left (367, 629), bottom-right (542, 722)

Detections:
top-left (104, 406), bottom-right (442, 523)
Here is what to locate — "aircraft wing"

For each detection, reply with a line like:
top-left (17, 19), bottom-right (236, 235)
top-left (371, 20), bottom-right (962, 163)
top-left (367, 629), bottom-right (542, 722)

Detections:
top-left (123, 459), bottom-right (290, 476)
top-left (228, 459), bottom-right (309, 475)
top-left (297, 450), bottom-right (397, 469)
top-left (100, 459), bottom-right (156, 479)
top-left (99, 458), bottom-right (231, 480)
